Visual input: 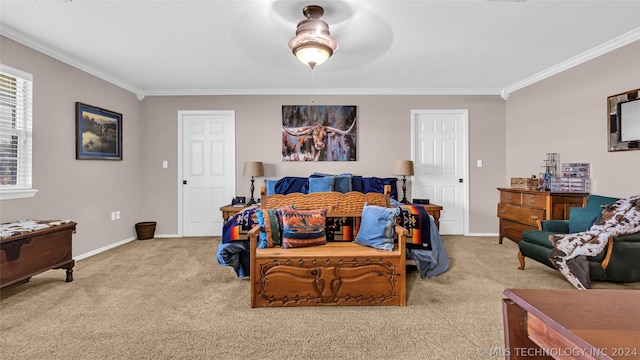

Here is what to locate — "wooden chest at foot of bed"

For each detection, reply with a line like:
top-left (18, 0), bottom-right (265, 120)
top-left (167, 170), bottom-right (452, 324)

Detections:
top-left (1, 220), bottom-right (77, 289)
top-left (251, 242), bottom-right (405, 307)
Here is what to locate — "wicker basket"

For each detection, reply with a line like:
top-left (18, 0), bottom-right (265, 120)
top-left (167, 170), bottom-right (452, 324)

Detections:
top-left (135, 221), bottom-right (156, 240)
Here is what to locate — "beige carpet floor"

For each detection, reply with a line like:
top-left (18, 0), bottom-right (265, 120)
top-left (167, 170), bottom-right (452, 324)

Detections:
top-left (1, 236), bottom-right (638, 360)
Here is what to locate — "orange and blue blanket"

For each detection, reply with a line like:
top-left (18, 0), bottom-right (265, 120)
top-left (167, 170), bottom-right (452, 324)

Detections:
top-left (398, 205), bottom-right (432, 250)
top-left (222, 206), bottom-right (259, 243)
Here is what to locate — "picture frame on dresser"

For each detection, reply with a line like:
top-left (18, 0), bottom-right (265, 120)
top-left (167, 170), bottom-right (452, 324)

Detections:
top-left (75, 102), bottom-right (123, 160)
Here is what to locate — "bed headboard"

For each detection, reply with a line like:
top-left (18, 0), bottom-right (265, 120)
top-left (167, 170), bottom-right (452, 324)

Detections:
top-left (259, 185), bottom-right (391, 217)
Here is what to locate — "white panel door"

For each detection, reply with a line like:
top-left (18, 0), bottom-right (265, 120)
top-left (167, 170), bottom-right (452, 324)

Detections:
top-left (412, 110), bottom-right (467, 235)
top-left (180, 111), bottom-right (235, 236)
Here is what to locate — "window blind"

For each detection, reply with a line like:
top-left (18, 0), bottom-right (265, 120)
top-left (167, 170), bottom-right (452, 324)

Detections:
top-left (0, 64), bottom-right (33, 190)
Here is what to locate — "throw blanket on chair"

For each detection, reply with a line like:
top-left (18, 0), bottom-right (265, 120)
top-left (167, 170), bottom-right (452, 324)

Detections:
top-left (549, 195), bottom-right (640, 289)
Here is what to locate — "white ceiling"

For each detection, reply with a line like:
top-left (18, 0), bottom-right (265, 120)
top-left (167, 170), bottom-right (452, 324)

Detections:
top-left (1, 0), bottom-right (639, 99)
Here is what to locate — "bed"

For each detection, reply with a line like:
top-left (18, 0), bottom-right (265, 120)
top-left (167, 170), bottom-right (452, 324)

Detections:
top-left (216, 174), bottom-right (449, 283)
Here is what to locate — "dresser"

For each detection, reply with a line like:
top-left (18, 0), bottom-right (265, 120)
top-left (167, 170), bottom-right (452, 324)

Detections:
top-left (497, 188), bottom-right (588, 244)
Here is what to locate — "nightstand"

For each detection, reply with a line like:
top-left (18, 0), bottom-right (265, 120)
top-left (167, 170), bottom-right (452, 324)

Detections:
top-left (219, 204), bottom-right (252, 221)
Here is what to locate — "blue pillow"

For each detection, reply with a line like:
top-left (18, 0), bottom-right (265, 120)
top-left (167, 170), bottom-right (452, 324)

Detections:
top-left (308, 176), bottom-right (334, 193)
top-left (351, 175), bottom-right (364, 192)
top-left (333, 174), bottom-right (352, 193)
top-left (265, 180), bottom-right (277, 195)
top-left (363, 177), bottom-right (399, 200)
top-left (274, 177), bottom-right (308, 194)
top-left (355, 204), bottom-right (400, 251)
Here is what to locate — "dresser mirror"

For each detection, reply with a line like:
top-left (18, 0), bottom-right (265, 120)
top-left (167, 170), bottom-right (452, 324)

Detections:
top-left (608, 88), bottom-right (640, 151)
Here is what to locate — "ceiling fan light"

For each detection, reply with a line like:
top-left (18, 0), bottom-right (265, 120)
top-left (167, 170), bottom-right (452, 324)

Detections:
top-left (288, 5), bottom-right (338, 70)
top-left (292, 43), bottom-right (332, 69)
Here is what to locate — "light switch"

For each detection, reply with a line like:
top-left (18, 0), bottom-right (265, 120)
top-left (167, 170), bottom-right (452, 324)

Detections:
top-left (162, 160), bottom-right (168, 169)
top-left (477, 160), bottom-right (483, 168)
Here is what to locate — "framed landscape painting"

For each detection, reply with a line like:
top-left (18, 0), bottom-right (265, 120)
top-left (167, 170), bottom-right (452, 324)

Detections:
top-left (75, 102), bottom-right (122, 160)
top-left (282, 105), bottom-right (357, 161)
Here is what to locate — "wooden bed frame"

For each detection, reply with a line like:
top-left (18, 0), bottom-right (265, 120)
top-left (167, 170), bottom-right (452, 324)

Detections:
top-left (248, 185), bottom-right (408, 307)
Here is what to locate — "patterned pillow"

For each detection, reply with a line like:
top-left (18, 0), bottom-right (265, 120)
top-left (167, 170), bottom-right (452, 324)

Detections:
top-left (280, 205), bottom-right (327, 248)
top-left (256, 209), bottom-right (283, 248)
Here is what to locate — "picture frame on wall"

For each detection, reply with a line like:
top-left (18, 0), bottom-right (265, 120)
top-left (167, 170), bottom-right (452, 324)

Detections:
top-left (282, 105), bottom-right (357, 161)
top-left (607, 89), bottom-right (640, 151)
top-left (75, 102), bottom-right (122, 160)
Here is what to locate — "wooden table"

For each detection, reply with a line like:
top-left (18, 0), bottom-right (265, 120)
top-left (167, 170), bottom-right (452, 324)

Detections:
top-left (219, 204), bottom-right (252, 221)
top-left (502, 288), bottom-right (640, 360)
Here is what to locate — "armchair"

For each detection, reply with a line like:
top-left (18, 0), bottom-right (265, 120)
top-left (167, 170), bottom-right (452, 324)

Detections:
top-left (518, 195), bottom-right (640, 283)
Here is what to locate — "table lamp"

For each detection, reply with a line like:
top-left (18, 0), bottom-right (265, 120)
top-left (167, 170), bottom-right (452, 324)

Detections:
top-left (393, 160), bottom-right (414, 204)
top-left (243, 161), bottom-right (264, 205)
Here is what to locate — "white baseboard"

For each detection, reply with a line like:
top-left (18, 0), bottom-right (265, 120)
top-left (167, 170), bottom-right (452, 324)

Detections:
top-left (465, 232), bottom-right (499, 237)
top-left (73, 233), bottom-right (184, 261)
top-left (74, 236), bottom-right (137, 261)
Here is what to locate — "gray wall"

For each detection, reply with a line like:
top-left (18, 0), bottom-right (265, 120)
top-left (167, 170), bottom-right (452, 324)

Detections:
top-left (506, 40), bottom-right (640, 197)
top-left (2, 35), bottom-right (638, 258)
top-left (0, 37), bottom-right (143, 256)
top-left (141, 95), bottom-right (506, 236)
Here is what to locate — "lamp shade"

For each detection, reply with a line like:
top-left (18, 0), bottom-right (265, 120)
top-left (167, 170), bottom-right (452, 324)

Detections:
top-left (243, 161), bottom-right (264, 177)
top-left (393, 160), bottom-right (414, 176)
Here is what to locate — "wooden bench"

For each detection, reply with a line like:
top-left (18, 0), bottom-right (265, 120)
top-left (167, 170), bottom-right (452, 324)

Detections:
top-left (248, 185), bottom-right (408, 307)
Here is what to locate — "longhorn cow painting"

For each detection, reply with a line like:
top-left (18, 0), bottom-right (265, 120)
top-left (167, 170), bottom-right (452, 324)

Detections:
top-left (282, 105), bottom-right (357, 161)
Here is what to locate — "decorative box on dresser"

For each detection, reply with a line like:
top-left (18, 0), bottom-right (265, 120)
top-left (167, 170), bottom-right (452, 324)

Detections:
top-left (497, 188), bottom-right (588, 244)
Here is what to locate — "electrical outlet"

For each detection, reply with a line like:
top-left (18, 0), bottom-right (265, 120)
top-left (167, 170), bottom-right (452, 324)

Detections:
top-left (111, 211), bottom-right (116, 221)
top-left (116, 211), bottom-right (121, 220)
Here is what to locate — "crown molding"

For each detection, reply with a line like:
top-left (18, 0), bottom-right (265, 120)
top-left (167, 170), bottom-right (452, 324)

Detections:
top-left (3, 21), bottom-right (637, 101)
top-left (142, 88), bottom-right (504, 97)
top-left (0, 24), bottom-right (146, 101)
top-left (501, 27), bottom-right (640, 100)
top-left (0, 23), bottom-right (502, 98)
